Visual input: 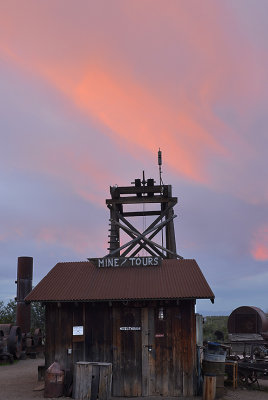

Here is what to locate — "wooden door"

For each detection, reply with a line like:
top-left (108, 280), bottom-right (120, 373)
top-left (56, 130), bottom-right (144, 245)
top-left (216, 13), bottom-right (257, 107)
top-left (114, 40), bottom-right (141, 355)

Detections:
top-left (112, 306), bottom-right (142, 396)
top-left (141, 306), bottom-right (183, 397)
top-left (85, 304), bottom-right (112, 363)
top-left (153, 306), bottom-right (182, 396)
top-left (112, 305), bottom-right (183, 397)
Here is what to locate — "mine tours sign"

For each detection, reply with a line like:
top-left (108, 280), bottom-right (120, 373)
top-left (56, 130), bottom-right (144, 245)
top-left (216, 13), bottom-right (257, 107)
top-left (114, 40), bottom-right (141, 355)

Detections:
top-left (88, 256), bottom-right (162, 268)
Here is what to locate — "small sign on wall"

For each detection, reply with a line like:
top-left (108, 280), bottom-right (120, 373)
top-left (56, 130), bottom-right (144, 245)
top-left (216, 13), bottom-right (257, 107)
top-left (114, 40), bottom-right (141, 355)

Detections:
top-left (73, 326), bottom-right (84, 336)
top-left (120, 327), bottom-right (141, 331)
top-left (155, 333), bottom-right (165, 338)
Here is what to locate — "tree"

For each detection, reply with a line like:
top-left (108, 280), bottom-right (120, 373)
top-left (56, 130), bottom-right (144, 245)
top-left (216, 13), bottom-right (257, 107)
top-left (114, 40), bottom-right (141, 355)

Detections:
top-left (0, 299), bottom-right (45, 331)
top-left (0, 299), bottom-right (16, 324)
top-left (31, 302), bottom-right (45, 332)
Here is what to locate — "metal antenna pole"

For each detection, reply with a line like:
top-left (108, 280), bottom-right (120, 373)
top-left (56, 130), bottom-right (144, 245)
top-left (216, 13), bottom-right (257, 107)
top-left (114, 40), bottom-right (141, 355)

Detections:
top-left (158, 148), bottom-right (164, 249)
top-left (158, 148), bottom-right (163, 186)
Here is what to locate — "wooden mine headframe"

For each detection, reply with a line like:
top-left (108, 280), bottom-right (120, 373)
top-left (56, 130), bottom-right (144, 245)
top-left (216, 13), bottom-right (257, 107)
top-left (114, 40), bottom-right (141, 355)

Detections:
top-left (105, 174), bottom-right (182, 259)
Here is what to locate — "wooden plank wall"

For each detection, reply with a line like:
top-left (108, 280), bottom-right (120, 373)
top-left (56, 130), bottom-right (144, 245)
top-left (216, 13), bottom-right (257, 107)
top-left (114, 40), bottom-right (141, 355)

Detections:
top-left (153, 306), bottom-right (182, 396)
top-left (45, 303), bottom-right (73, 370)
top-left (180, 300), bottom-right (196, 397)
top-left (72, 303), bottom-right (85, 363)
top-left (112, 306), bottom-right (142, 397)
top-left (85, 303), bottom-right (112, 362)
top-left (45, 300), bottom-right (197, 397)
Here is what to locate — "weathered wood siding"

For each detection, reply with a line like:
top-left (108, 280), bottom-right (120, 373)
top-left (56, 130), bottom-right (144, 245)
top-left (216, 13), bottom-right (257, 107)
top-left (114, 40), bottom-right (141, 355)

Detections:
top-left (180, 300), bottom-right (196, 397)
top-left (45, 303), bottom-right (73, 370)
top-left (112, 306), bottom-right (142, 396)
top-left (85, 303), bottom-right (112, 362)
top-left (153, 306), bottom-right (182, 396)
top-left (44, 300), bottom-right (196, 397)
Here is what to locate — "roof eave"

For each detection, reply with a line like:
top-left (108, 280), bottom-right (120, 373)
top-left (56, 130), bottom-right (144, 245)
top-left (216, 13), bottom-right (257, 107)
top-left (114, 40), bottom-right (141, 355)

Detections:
top-left (26, 295), bottom-right (215, 303)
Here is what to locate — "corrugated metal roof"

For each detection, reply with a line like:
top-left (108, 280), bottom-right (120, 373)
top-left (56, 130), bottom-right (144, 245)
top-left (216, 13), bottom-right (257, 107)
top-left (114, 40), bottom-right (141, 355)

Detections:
top-left (25, 259), bottom-right (214, 302)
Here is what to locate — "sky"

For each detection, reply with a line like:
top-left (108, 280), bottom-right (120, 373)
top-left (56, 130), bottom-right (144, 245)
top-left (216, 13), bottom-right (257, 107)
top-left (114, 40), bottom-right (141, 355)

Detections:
top-left (1, 0), bottom-right (268, 316)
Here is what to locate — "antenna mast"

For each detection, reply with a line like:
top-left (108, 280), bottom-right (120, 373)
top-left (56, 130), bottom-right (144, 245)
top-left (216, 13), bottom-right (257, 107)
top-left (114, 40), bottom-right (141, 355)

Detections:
top-left (158, 148), bottom-right (163, 185)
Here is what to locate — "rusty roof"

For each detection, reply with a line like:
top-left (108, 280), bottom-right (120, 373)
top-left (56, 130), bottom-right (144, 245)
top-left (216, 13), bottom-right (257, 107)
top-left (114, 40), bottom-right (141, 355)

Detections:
top-left (26, 259), bottom-right (214, 302)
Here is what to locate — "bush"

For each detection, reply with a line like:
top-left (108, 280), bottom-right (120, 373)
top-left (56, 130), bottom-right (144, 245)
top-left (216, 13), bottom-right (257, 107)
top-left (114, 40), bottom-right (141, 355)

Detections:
top-left (0, 299), bottom-right (45, 331)
top-left (203, 316), bottom-right (228, 342)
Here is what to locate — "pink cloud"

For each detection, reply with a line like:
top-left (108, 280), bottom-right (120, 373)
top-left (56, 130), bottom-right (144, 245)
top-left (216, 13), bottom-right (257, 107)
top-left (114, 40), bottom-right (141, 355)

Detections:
top-left (36, 226), bottom-right (105, 255)
top-left (251, 225), bottom-right (268, 261)
top-left (0, 1), bottom-right (267, 203)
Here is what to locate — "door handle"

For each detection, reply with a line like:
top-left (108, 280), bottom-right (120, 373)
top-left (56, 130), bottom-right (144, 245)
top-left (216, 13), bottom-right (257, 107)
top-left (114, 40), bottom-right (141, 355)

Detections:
top-left (143, 345), bottom-right (152, 352)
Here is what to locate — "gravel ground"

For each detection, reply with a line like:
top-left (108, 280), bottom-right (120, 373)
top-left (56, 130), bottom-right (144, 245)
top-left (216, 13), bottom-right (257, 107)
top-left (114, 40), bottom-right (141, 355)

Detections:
top-left (1, 357), bottom-right (268, 400)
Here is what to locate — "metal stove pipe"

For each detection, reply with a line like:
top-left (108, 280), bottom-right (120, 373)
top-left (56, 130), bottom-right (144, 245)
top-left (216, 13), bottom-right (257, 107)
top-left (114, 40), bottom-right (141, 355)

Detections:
top-left (16, 256), bottom-right (33, 334)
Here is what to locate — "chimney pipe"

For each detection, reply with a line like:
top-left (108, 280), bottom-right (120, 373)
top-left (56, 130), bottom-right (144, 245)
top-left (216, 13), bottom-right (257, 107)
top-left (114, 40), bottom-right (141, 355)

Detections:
top-left (16, 256), bottom-right (33, 333)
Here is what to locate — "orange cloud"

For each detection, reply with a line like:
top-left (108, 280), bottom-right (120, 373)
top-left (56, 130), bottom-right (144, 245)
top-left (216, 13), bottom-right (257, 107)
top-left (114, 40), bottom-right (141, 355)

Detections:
top-left (75, 67), bottom-right (228, 181)
top-left (251, 225), bottom-right (268, 261)
top-left (0, 2), bottom-right (232, 186)
top-left (37, 62), bottom-right (227, 185)
top-left (0, 1), bottom-right (267, 203)
top-left (252, 246), bottom-right (268, 261)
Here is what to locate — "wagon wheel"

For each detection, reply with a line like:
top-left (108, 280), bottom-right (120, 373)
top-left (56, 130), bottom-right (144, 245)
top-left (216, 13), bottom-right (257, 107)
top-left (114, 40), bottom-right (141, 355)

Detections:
top-left (239, 371), bottom-right (258, 387)
top-left (7, 326), bottom-right (22, 359)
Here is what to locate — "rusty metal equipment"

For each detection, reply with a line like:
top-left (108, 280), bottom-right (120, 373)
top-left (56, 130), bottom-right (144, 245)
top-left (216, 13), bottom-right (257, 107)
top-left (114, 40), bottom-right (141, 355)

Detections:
top-left (0, 323), bottom-right (22, 361)
top-left (16, 256), bottom-right (33, 334)
top-left (24, 328), bottom-right (44, 356)
top-left (227, 306), bottom-right (268, 357)
top-left (226, 306), bottom-right (268, 388)
top-left (0, 328), bottom-right (11, 362)
top-left (0, 325), bottom-right (44, 364)
top-left (228, 306), bottom-right (268, 336)
top-left (0, 256), bottom-right (44, 363)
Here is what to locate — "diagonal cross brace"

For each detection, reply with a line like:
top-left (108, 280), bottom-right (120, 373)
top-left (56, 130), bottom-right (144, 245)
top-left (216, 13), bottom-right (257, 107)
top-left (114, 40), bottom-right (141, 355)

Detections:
top-left (112, 220), bottom-right (160, 258)
top-left (108, 203), bottom-right (175, 257)
top-left (105, 215), bottom-right (180, 258)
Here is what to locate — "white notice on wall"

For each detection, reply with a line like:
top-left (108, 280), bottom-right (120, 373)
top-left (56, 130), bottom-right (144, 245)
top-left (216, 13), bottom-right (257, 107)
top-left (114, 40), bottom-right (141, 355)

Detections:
top-left (120, 327), bottom-right (141, 331)
top-left (73, 326), bottom-right (84, 335)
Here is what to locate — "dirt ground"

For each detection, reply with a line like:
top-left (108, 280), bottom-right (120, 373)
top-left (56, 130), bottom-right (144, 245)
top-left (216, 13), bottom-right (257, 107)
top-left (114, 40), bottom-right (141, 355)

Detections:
top-left (1, 357), bottom-right (268, 400)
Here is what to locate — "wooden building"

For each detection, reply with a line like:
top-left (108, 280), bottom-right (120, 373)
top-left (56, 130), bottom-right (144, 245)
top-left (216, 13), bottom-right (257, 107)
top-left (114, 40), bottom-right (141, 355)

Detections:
top-left (26, 174), bottom-right (214, 397)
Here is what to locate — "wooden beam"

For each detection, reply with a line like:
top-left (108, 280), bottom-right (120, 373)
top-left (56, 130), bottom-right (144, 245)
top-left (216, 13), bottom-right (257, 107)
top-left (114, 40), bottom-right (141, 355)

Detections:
top-left (128, 243), bottom-right (165, 258)
top-left (112, 222), bottom-right (158, 258)
top-left (108, 202), bottom-right (174, 233)
top-left (122, 211), bottom-right (161, 217)
top-left (109, 216), bottom-right (180, 258)
top-left (111, 185), bottom-right (165, 196)
top-left (132, 221), bottom-right (171, 257)
top-left (111, 215), bottom-right (177, 241)
top-left (108, 204), bottom-right (175, 257)
top-left (106, 196), bottom-right (177, 205)
top-left (120, 215), bottom-right (176, 258)
top-left (165, 202), bottom-right (177, 258)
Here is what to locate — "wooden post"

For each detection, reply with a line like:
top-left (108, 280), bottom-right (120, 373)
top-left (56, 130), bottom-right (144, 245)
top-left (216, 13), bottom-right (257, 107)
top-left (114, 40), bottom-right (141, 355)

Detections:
top-left (98, 363), bottom-right (112, 400)
top-left (141, 308), bottom-right (149, 396)
top-left (203, 375), bottom-right (216, 400)
top-left (73, 362), bottom-right (93, 400)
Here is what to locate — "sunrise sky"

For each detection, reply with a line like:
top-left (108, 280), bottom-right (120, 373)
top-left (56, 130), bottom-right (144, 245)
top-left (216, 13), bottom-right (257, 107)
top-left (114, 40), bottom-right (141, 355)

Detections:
top-left (1, 0), bottom-right (268, 315)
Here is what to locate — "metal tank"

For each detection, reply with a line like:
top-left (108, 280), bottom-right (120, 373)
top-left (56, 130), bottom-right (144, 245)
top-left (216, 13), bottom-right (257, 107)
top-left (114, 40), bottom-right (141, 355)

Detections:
top-left (228, 306), bottom-right (268, 336)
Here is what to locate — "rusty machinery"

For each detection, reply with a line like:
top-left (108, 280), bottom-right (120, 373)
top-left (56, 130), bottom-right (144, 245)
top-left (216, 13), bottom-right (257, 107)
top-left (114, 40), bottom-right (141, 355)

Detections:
top-left (226, 306), bottom-right (268, 387)
top-left (0, 257), bottom-right (43, 363)
top-left (0, 324), bottom-right (22, 363)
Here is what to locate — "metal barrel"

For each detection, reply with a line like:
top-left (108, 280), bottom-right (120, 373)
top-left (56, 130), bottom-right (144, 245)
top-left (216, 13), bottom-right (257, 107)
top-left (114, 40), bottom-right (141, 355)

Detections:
top-left (16, 256), bottom-right (33, 333)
